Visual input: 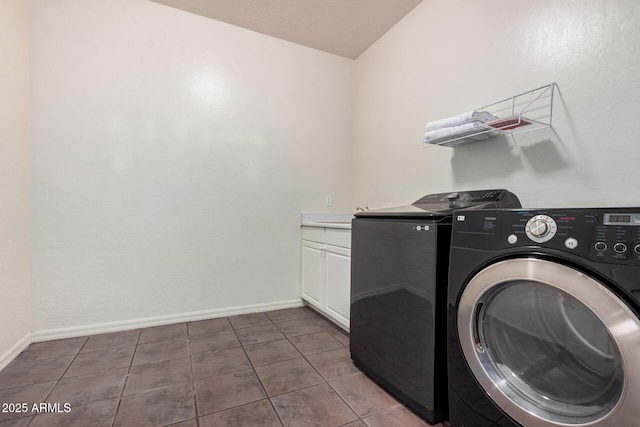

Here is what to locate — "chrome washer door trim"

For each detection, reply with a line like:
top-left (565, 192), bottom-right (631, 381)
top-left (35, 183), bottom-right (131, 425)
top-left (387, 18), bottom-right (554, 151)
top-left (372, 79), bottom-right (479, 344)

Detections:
top-left (458, 258), bottom-right (640, 427)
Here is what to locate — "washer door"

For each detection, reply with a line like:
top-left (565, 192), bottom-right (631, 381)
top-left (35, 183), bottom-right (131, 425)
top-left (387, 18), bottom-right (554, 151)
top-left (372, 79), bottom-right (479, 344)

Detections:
top-left (458, 258), bottom-right (640, 426)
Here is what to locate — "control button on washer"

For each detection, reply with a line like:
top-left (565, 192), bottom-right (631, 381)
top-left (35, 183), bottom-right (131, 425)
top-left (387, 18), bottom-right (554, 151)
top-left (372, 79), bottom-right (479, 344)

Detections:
top-left (635, 244), bottom-right (640, 255)
top-left (565, 238), bottom-right (578, 250)
top-left (594, 242), bottom-right (607, 252)
top-left (614, 243), bottom-right (628, 254)
top-left (507, 234), bottom-right (518, 245)
top-left (525, 215), bottom-right (557, 243)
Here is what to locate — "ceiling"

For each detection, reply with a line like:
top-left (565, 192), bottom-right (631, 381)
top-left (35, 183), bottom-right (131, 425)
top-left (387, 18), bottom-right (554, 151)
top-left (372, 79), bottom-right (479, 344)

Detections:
top-left (149, 0), bottom-right (423, 59)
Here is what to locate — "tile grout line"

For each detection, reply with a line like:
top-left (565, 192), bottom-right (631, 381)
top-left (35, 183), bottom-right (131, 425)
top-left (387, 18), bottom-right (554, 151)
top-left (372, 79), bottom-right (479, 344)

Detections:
top-left (232, 310), bottom-right (346, 424)
top-left (186, 325), bottom-right (201, 427)
top-left (262, 310), bottom-right (358, 424)
top-left (301, 307), bottom-right (370, 425)
top-left (265, 397), bottom-right (286, 426)
top-left (111, 329), bottom-right (142, 427)
top-left (23, 336), bottom-right (91, 427)
top-left (325, 374), bottom-right (366, 424)
top-left (248, 324), bottom-right (335, 426)
top-left (233, 317), bottom-right (286, 427)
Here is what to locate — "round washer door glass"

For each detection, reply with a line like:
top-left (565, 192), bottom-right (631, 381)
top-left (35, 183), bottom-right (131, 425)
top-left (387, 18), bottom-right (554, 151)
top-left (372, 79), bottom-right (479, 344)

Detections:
top-left (458, 258), bottom-right (640, 427)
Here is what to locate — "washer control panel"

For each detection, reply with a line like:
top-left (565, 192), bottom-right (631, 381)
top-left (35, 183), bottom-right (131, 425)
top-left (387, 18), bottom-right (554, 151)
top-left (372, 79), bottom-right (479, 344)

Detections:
top-left (528, 209), bottom-right (640, 265)
top-left (452, 208), bottom-right (640, 266)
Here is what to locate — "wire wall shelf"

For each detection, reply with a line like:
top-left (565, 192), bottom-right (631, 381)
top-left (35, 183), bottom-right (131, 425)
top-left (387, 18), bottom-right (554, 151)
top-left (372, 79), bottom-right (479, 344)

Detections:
top-left (422, 83), bottom-right (556, 148)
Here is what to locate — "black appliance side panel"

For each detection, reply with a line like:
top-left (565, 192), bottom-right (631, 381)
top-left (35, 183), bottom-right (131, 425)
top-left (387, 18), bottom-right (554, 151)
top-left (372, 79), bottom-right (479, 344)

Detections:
top-left (350, 218), bottom-right (450, 422)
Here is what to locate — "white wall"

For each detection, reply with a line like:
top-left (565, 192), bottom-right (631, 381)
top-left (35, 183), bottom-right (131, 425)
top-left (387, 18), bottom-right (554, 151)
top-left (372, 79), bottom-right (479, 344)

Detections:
top-left (0, 0), bottom-right (32, 367)
top-left (28, 0), bottom-right (639, 340)
top-left (353, 0), bottom-right (640, 209)
top-left (30, 0), bottom-right (353, 335)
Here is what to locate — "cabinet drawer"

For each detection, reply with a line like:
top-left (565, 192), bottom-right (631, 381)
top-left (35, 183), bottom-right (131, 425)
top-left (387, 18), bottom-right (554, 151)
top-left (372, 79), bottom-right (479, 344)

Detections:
top-left (302, 226), bottom-right (325, 243)
top-left (326, 228), bottom-right (351, 248)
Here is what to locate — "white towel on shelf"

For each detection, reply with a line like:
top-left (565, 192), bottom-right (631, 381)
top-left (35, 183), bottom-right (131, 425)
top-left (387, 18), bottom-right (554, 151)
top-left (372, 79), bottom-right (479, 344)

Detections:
top-left (426, 110), bottom-right (497, 132)
top-left (424, 121), bottom-right (498, 146)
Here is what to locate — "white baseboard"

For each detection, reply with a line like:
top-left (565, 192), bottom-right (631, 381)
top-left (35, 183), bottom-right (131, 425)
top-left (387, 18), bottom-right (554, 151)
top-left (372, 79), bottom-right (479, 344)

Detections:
top-left (0, 333), bottom-right (31, 371)
top-left (32, 299), bottom-right (304, 343)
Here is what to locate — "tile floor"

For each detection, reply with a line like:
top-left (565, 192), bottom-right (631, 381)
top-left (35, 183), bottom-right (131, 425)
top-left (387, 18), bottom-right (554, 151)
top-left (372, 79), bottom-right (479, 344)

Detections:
top-left (0, 307), bottom-right (446, 427)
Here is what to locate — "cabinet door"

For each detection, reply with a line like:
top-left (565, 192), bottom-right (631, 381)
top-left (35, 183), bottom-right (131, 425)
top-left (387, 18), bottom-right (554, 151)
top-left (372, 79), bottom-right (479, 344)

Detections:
top-left (325, 245), bottom-right (351, 329)
top-left (301, 240), bottom-right (325, 310)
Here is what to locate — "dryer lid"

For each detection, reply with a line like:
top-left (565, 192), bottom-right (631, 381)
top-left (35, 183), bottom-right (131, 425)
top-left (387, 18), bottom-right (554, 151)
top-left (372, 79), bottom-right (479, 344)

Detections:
top-left (355, 189), bottom-right (521, 218)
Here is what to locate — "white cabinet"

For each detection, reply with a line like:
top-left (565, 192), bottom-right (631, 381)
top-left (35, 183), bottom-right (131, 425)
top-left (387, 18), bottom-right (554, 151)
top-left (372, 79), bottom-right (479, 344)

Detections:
top-left (324, 245), bottom-right (351, 327)
top-left (301, 240), bottom-right (324, 308)
top-left (301, 226), bottom-right (351, 331)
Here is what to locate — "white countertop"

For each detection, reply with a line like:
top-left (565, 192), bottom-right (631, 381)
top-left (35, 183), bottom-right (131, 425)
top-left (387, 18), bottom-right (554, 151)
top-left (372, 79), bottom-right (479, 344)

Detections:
top-left (301, 213), bottom-right (353, 229)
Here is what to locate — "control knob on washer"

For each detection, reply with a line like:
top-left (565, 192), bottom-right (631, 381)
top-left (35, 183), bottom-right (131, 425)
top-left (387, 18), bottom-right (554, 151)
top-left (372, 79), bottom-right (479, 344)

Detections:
top-left (525, 215), bottom-right (557, 243)
top-left (529, 219), bottom-right (550, 238)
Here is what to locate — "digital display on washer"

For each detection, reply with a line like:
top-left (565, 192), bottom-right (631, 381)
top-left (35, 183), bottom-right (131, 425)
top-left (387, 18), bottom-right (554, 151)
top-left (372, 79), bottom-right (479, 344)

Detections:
top-left (603, 213), bottom-right (640, 226)
top-left (609, 215), bottom-right (631, 223)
